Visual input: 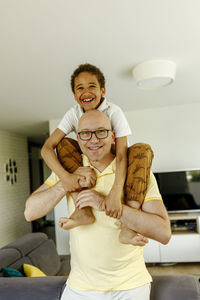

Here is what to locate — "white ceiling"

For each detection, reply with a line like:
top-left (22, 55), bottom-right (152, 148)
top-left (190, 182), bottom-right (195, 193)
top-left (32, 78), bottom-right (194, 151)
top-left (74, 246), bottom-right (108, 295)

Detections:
top-left (0, 0), bottom-right (200, 137)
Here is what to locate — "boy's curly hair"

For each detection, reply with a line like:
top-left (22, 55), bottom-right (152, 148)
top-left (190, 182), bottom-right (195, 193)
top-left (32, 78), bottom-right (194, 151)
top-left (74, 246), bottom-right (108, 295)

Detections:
top-left (71, 63), bottom-right (105, 93)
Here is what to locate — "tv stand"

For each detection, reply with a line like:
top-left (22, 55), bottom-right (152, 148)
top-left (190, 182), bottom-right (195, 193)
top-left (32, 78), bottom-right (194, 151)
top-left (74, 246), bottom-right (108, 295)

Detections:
top-left (170, 214), bottom-right (200, 234)
top-left (143, 212), bottom-right (200, 263)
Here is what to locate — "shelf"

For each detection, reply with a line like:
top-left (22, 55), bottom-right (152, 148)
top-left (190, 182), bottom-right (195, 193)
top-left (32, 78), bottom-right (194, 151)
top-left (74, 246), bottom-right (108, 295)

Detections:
top-left (170, 218), bottom-right (198, 234)
top-left (172, 231), bottom-right (198, 235)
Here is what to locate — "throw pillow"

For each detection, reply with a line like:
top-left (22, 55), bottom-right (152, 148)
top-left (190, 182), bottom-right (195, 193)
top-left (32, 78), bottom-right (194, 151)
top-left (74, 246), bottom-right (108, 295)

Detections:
top-left (23, 264), bottom-right (47, 277)
top-left (3, 267), bottom-right (24, 277)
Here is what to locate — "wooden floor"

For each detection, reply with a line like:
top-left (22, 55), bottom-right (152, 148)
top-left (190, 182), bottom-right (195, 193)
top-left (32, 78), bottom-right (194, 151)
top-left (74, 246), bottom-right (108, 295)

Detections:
top-left (147, 262), bottom-right (200, 276)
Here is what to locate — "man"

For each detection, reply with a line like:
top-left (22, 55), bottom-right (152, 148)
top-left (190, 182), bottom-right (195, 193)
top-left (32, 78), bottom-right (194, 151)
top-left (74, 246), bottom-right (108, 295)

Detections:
top-left (24, 110), bottom-right (171, 300)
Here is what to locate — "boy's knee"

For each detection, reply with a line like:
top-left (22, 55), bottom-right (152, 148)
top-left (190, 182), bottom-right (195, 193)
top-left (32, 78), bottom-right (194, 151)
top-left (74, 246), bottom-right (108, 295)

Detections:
top-left (127, 143), bottom-right (154, 162)
top-left (128, 143), bottom-right (153, 153)
top-left (56, 137), bottom-right (82, 173)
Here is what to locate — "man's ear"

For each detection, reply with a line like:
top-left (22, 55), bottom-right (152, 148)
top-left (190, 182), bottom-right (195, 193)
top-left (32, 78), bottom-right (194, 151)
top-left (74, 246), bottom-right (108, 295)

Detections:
top-left (77, 134), bottom-right (80, 146)
top-left (111, 130), bottom-right (116, 144)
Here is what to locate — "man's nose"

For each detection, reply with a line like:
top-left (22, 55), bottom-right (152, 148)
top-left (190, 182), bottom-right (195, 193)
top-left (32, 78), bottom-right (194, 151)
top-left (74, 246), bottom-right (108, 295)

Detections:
top-left (90, 132), bottom-right (99, 142)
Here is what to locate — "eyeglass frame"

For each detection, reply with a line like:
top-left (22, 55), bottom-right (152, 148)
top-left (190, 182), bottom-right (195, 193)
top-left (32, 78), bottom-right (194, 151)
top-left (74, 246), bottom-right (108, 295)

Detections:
top-left (77, 129), bottom-right (112, 141)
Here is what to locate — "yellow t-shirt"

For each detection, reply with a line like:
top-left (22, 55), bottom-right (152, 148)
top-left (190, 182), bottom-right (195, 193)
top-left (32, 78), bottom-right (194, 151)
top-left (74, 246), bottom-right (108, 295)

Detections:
top-left (45, 155), bottom-right (162, 291)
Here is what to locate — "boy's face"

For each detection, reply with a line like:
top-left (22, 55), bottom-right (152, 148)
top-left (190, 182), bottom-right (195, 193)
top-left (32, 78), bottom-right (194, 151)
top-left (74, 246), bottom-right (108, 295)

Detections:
top-left (73, 72), bottom-right (105, 111)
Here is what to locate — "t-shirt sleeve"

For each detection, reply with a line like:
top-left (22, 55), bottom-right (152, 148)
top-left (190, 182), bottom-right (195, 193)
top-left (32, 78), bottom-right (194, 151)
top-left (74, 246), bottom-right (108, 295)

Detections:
top-left (109, 105), bottom-right (132, 138)
top-left (44, 172), bottom-right (60, 187)
top-left (144, 172), bottom-right (163, 203)
top-left (57, 107), bottom-right (76, 135)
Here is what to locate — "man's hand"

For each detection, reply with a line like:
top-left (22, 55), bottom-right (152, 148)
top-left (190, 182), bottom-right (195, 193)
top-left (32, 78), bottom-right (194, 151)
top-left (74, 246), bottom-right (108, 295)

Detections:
top-left (60, 172), bottom-right (83, 193)
top-left (60, 167), bottom-right (97, 193)
top-left (129, 233), bottom-right (149, 247)
top-left (119, 226), bottom-right (149, 247)
top-left (75, 189), bottom-right (105, 211)
top-left (105, 189), bottom-right (122, 219)
top-left (74, 167), bottom-right (96, 189)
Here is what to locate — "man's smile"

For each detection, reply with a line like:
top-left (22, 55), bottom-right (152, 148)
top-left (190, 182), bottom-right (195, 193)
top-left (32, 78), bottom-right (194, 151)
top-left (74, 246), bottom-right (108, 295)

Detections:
top-left (88, 145), bottom-right (103, 151)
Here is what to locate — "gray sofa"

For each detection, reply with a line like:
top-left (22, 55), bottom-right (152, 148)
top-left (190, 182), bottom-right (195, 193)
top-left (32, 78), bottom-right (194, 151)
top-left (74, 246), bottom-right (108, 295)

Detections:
top-left (0, 232), bottom-right (70, 277)
top-left (0, 232), bottom-right (199, 300)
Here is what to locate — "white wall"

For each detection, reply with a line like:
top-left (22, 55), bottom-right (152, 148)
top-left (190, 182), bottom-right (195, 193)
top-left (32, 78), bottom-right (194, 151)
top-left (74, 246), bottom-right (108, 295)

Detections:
top-left (49, 102), bottom-right (200, 254)
top-left (49, 120), bottom-right (76, 254)
top-left (126, 103), bottom-right (200, 172)
top-left (0, 130), bottom-right (31, 247)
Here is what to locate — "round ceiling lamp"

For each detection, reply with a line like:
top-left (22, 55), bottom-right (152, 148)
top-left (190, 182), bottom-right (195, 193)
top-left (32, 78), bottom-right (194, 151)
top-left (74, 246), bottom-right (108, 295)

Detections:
top-left (132, 60), bottom-right (176, 90)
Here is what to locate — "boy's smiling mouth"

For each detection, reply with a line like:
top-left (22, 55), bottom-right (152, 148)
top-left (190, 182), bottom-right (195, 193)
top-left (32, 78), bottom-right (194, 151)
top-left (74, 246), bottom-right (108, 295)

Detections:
top-left (81, 97), bottom-right (94, 103)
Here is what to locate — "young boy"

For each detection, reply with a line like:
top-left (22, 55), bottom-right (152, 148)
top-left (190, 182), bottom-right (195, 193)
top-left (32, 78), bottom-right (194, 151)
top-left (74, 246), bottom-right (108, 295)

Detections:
top-left (41, 64), bottom-right (153, 243)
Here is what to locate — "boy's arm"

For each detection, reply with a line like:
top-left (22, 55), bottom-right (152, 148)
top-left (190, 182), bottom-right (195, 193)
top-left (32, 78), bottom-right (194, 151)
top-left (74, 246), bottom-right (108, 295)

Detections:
top-left (41, 128), bottom-right (84, 192)
top-left (24, 181), bottom-right (66, 222)
top-left (105, 136), bottom-right (127, 218)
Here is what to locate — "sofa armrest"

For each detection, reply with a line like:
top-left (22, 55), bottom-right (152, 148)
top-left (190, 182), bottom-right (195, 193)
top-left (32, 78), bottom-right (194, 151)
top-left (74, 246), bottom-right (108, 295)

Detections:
top-left (151, 275), bottom-right (200, 300)
top-left (0, 276), bottom-right (67, 300)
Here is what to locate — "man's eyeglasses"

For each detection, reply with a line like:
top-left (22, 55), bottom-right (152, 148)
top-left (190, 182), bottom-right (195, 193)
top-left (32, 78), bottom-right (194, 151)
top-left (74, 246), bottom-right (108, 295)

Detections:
top-left (78, 129), bottom-right (112, 141)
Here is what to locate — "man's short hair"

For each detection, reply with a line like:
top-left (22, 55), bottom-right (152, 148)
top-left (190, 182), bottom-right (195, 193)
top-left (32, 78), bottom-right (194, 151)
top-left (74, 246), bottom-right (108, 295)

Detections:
top-left (71, 63), bottom-right (106, 93)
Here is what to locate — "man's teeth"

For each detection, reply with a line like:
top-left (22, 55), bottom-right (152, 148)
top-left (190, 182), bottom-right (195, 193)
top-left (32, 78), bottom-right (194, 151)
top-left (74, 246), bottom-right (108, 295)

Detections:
top-left (82, 98), bottom-right (93, 102)
top-left (88, 146), bottom-right (102, 150)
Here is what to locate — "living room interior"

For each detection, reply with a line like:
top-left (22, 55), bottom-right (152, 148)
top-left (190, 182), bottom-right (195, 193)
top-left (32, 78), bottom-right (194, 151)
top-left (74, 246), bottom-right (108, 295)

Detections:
top-left (1, 0), bottom-right (200, 286)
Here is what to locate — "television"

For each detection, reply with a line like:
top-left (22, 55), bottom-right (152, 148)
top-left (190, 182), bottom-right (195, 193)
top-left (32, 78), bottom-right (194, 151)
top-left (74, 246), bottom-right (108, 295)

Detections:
top-left (154, 169), bottom-right (200, 213)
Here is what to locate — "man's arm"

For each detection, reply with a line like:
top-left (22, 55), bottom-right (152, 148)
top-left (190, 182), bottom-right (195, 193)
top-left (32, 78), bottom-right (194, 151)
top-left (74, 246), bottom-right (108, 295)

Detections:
top-left (24, 181), bottom-right (66, 222)
top-left (120, 200), bottom-right (171, 245)
top-left (76, 191), bottom-right (171, 245)
top-left (24, 166), bottom-right (96, 222)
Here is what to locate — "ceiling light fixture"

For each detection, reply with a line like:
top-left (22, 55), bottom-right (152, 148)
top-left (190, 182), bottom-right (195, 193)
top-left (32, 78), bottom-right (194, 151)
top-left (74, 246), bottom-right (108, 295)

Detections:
top-left (132, 60), bottom-right (176, 90)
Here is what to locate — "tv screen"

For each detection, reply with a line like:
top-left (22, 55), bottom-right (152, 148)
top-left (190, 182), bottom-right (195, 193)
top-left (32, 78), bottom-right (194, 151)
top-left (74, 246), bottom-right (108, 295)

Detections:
top-left (154, 170), bottom-right (200, 213)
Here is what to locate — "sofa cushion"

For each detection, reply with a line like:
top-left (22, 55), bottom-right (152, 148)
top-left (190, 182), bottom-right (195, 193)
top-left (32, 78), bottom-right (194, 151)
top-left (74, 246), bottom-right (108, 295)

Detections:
top-left (0, 248), bottom-right (21, 270)
top-left (9, 256), bottom-right (33, 274)
top-left (27, 239), bottom-right (61, 276)
top-left (2, 232), bottom-right (48, 256)
top-left (58, 255), bottom-right (71, 275)
top-left (23, 264), bottom-right (47, 277)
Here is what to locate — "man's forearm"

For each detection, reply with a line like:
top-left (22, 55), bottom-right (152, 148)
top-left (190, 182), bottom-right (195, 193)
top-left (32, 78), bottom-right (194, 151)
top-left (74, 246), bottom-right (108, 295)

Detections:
top-left (120, 204), bottom-right (171, 244)
top-left (24, 182), bottom-right (66, 222)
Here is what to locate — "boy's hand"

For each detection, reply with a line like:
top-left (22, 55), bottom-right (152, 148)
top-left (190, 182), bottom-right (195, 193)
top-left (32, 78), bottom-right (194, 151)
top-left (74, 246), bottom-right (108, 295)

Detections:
top-left (105, 189), bottom-right (122, 219)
